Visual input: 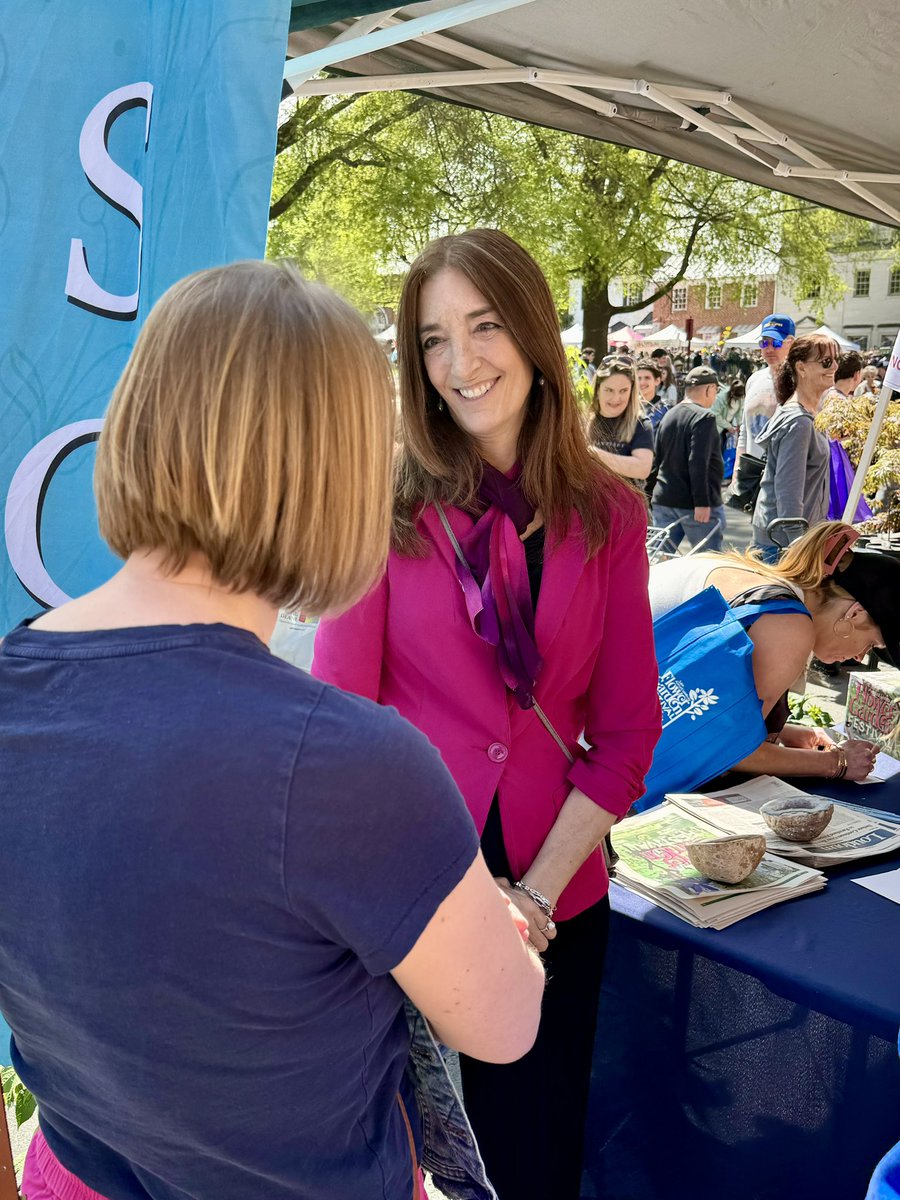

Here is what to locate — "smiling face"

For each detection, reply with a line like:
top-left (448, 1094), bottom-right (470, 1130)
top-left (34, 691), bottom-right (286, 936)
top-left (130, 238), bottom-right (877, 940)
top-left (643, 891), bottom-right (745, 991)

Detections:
top-left (796, 340), bottom-right (839, 398)
top-left (417, 268), bottom-right (534, 466)
top-left (636, 368), bottom-right (658, 401)
top-left (596, 371), bottom-right (634, 418)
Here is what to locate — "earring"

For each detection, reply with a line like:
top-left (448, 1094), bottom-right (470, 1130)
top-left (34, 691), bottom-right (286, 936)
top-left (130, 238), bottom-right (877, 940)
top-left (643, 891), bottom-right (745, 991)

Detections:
top-left (538, 376), bottom-right (545, 387)
top-left (438, 397), bottom-right (445, 412)
top-left (833, 616), bottom-right (853, 639)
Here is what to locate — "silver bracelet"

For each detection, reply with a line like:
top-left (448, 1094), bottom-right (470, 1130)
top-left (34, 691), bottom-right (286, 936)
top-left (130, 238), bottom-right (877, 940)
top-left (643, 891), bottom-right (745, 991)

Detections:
top-left (513, 881), bottom-right (556, 917)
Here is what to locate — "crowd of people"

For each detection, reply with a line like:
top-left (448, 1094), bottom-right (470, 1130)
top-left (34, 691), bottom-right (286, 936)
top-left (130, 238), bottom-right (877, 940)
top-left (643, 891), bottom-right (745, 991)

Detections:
top-left (0, 236), bottom-right (898, 1200)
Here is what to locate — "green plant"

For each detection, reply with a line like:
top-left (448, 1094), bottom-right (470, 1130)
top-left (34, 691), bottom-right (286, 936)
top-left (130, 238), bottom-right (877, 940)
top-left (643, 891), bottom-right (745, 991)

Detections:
top-left (1, 1065), bottom-right (35, 1129)
top-left (788, 694), bottom-right (835, 728)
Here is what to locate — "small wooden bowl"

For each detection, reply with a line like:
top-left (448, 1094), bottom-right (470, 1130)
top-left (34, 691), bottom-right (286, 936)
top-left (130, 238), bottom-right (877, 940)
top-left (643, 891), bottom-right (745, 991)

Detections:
top-left (687, 834), bottom-right (767, 884)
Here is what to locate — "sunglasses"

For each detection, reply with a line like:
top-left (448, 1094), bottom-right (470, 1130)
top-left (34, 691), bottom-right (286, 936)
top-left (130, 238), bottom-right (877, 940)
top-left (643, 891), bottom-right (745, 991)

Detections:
top-left (759, 338), bottom-right (782, 350)
top-left (601, 354), bottom-right (634, 366)
top-left (814, 356), bottom-right (838, 370)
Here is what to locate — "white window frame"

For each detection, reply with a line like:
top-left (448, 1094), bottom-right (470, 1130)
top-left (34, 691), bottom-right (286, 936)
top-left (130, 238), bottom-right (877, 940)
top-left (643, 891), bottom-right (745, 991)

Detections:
top-left (854, 269), bottom-right (871, 297)
top-left (622, 279), bottom-right (643, 307)
top-left (888, 268), bottom-right (900, 297)
top-left (705, 281), bottom-right (722, 309)
top-left (671, 284), bottom-right (688, 312)
top-left (740, 281), bottom-right (758, 307)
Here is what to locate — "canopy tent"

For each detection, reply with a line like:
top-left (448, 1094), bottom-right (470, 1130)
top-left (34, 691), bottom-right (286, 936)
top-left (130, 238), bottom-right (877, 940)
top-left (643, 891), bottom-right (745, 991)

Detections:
top-left (561, 323), bottom-right (584, 346)
top-left (638, 323), bottom-right (687, 345)
top-left (284, 0), bottom-right (900, 519)
top-left (724, 323), bottom-right (763, 348)
top-left (813, 323), bottom-right (860, 350)
top-left (374, 322), bottom-right (396, 341)
top-left (286, 0), bottom-right (900, 227)
top-left (609, 326), bottom-right (643, 345)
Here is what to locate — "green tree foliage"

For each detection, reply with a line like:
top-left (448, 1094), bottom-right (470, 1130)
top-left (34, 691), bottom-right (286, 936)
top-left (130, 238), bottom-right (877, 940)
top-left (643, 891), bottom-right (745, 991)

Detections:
top-left (269, 90), bottom-right (878, 341)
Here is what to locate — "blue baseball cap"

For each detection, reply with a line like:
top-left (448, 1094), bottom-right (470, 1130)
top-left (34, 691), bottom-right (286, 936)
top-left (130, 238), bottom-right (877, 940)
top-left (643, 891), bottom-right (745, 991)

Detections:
top-left (759, 314), bottom-right (796, 347)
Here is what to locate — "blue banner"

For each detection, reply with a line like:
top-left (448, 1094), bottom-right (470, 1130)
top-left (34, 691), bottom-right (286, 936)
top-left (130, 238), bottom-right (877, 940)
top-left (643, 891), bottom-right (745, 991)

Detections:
top-left (0, 2), bottom-right (290, 634)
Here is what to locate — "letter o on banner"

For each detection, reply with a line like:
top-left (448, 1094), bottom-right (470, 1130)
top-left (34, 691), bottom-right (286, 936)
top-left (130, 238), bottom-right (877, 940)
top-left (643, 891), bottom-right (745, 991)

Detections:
top-left (4, 420), bottom-right (105, 609)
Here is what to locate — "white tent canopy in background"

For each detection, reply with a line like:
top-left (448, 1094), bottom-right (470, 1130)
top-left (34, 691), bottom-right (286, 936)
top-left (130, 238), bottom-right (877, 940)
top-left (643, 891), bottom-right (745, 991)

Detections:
top-left (813, 324), bottom-right (860, 350)
top-left (561, 323), bottom-right (583, 346)
top-left (375, 323), bottom-right (396, 342)
top-left (639, 323), bottom-right (687, 345)
top-left (724, 324), bottom-right (763, 348)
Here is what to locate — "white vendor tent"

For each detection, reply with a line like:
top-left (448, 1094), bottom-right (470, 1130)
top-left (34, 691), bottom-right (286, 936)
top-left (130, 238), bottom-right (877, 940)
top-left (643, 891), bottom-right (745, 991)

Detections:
top-left (723, 324), bottom-right (763, 348)
top-left (561, 323), bottom-right (584, 346)
top-left (813, 324), bottom-right (860, 350)
top-left (639, 323), bottom-right (687, 345)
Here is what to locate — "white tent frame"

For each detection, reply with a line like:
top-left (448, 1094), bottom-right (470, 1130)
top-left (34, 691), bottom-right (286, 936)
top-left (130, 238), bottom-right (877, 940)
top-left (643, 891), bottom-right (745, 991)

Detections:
top-left (284, 2), bottom-right (899, 520)
top-left (284, 4), bottom-right (900, 224)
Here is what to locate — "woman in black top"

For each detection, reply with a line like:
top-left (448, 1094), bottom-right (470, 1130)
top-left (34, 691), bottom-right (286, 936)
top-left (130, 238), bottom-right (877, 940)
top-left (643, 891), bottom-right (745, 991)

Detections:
top-left (588, 358), bottom-right (654, 481)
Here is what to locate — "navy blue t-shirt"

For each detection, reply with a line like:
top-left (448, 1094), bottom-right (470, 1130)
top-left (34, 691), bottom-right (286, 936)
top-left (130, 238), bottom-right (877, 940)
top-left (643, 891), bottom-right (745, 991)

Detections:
top-left (0, 622), bottom-right (479, 1200)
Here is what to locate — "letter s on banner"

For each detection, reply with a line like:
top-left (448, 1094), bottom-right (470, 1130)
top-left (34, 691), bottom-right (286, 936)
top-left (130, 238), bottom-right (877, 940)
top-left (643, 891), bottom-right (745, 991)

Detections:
top-left (65, 82), bottom-right (153, 321)
top-left (4, 420), bottom-right (105, 609)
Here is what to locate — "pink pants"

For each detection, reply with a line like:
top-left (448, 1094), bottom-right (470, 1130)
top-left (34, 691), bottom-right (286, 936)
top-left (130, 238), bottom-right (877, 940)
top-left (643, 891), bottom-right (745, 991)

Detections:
top-left (22, 1130), bottom-right (108, 1200)
top-left (24, 1128), bottom-right (430, 1199)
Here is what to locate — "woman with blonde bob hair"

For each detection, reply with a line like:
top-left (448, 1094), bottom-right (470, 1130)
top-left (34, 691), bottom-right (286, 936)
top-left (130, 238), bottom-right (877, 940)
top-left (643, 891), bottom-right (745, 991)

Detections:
top-left (588, 357), bottom-right (654, 481)
top-left (650, 519), bottom-right (900, 782)
top-left (0, 260), bottom-right (545, 1200)
top-left (314, 229), bottom-right (662, 1200)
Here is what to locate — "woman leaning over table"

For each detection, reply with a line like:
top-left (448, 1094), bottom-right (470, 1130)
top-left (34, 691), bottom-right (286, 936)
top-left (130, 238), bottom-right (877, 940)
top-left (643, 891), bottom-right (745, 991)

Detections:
top-left (588, 356), bottom-right (654, 481)
top-left (649, 520), bottom-right (899, 783)
top-left (313, 228), bottom-right (662, 1200)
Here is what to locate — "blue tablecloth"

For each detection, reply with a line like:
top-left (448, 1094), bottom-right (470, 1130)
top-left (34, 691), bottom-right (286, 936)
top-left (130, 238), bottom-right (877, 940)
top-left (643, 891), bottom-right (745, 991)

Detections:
top-left (585, 774), bottom-right (900, 1200)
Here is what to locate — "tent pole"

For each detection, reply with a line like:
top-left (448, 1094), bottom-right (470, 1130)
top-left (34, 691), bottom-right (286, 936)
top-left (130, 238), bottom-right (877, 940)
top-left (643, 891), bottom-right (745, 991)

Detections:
top-left (842, 383), bottom-right (892, 522)
top-left (283, 0), bottom-right (537, 85)
top-left (286, 9), bottom-right (400, 91)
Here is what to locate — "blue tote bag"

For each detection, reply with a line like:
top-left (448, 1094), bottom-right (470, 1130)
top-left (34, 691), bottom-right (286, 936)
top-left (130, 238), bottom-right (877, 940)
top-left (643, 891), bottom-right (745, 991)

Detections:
top-left (635, 586), bottom-right (807, 812)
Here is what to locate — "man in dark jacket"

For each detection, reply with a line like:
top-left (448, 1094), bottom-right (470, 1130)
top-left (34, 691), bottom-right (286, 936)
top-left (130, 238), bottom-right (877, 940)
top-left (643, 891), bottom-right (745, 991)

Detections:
top-left (651, 365), bottom-right (726, 552)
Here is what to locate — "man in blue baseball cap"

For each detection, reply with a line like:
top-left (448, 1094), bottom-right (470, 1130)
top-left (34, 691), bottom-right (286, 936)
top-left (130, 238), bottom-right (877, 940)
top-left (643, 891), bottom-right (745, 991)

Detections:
top-left (736, 313), bottom-right (795, 461)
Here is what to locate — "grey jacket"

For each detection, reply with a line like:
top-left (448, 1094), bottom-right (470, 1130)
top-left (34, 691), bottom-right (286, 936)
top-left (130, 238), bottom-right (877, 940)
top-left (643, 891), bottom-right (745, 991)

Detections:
top-left (752, 401), bottom-right (829, 546)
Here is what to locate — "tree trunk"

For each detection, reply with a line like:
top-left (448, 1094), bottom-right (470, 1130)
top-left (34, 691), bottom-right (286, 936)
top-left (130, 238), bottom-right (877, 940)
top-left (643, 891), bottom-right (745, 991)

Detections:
top-left (581, 276), bottom-right (616, 352)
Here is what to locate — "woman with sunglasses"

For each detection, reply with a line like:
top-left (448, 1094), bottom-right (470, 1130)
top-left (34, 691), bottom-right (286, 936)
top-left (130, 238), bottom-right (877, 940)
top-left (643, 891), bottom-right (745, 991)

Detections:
top-left (588, 358), bottom-right (654, 481)
top-left (752, 334), bottom-right (838, 562)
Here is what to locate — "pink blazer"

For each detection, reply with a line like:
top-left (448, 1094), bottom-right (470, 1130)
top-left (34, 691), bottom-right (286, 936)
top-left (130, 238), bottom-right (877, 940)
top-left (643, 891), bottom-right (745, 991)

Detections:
top-left (313, 489), bottom-right (661, 920)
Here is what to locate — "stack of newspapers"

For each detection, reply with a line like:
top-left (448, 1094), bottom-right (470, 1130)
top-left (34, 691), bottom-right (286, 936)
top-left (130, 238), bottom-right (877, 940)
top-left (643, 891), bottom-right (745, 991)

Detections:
top-left (669, 776), bottom-right (900, 869)
top-left (612, 805), bottom-right (826, 930)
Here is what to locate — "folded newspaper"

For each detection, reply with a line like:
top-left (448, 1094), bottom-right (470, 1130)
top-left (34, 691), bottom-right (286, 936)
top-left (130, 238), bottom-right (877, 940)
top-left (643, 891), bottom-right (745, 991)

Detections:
top-left (668, 776), bottom-right (900, 869)
top-left (612, 806), bottom-right (826, 929)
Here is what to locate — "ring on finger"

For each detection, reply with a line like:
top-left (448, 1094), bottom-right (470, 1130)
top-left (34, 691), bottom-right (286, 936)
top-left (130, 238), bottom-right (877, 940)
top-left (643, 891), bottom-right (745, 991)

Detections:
top-left (544, 920), bottom-right (556, 934)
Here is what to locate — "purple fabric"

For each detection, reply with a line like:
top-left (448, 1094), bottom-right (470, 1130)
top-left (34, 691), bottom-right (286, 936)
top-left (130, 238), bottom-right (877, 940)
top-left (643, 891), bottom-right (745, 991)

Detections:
top-left (829, 440), bottom-right (873, 522)
top-left (454, 463), bottom-right (542, 708)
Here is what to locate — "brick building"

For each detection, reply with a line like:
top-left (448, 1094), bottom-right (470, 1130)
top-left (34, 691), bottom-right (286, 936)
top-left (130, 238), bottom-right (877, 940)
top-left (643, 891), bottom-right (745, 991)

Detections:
top-left (651, 275), bottom-right (776, 341)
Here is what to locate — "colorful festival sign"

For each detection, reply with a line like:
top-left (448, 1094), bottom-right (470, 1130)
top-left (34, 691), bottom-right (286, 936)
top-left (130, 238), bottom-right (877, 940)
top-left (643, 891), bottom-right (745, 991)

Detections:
top-left (0, 2), bottom-right (290, 633)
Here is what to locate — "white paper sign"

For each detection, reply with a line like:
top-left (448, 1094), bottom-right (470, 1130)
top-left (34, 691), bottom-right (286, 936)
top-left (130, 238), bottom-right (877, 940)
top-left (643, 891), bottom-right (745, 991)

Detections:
top-left (852, 867), bottom-right (900, 904)
top-left (884, 328), bottom-right (900, 392)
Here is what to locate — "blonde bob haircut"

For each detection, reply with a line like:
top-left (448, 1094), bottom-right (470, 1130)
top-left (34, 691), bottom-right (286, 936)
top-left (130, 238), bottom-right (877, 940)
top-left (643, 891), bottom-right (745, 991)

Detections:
top-left (95, 260), bottom-right (395, 615)
top-left (394, 228), bottom-right (620, 557)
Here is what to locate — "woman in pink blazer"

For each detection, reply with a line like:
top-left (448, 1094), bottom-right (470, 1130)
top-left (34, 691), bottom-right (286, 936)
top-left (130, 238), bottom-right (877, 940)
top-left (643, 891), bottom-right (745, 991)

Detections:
top-left (314, 230), bottom-right (660, 1200)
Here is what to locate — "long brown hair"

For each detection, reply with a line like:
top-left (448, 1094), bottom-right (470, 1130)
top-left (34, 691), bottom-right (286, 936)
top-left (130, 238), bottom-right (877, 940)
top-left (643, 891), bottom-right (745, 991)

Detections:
top-left (775, 333), bottom-right (840, 404)
top-left (589, 359), bottom-right (641, 445)
top-left (394, 229), bottom-right (620, 555)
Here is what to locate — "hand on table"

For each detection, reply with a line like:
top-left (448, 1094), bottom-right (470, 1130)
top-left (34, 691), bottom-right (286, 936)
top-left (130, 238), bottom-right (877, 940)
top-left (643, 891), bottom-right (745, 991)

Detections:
top-left (495, 878), bottom-right (558, 953)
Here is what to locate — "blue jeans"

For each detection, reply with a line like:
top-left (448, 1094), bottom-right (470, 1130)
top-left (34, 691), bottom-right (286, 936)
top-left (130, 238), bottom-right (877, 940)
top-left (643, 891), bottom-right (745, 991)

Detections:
top-left (752, 539), bottom-right (781, 564)
top-left (651, 504), bottom-right (725, 553)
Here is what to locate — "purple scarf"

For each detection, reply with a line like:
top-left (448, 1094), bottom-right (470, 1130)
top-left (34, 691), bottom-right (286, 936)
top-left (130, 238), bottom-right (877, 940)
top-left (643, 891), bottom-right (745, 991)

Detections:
top-left (449, 463), bottom-right (542, 709)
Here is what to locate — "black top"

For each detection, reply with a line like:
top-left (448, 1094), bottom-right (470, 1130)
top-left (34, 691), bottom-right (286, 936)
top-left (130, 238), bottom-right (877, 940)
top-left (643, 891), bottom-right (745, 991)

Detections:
top-left (651, 401), bottom-right (723, 509)
top-left (590, 414), bottom-right (654, 458)
top-left (523, 524), bottom-right (546, 613)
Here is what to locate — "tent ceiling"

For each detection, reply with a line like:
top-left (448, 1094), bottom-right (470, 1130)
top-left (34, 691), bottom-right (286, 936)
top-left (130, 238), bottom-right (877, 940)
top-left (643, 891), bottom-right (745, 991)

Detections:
top-left (286, 0), bottom-right (900, 227)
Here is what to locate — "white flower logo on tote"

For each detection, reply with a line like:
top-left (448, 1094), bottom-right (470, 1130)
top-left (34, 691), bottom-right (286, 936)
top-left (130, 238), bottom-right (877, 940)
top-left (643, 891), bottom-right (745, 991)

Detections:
top-left (658, 672), bottom-right (719, 730)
